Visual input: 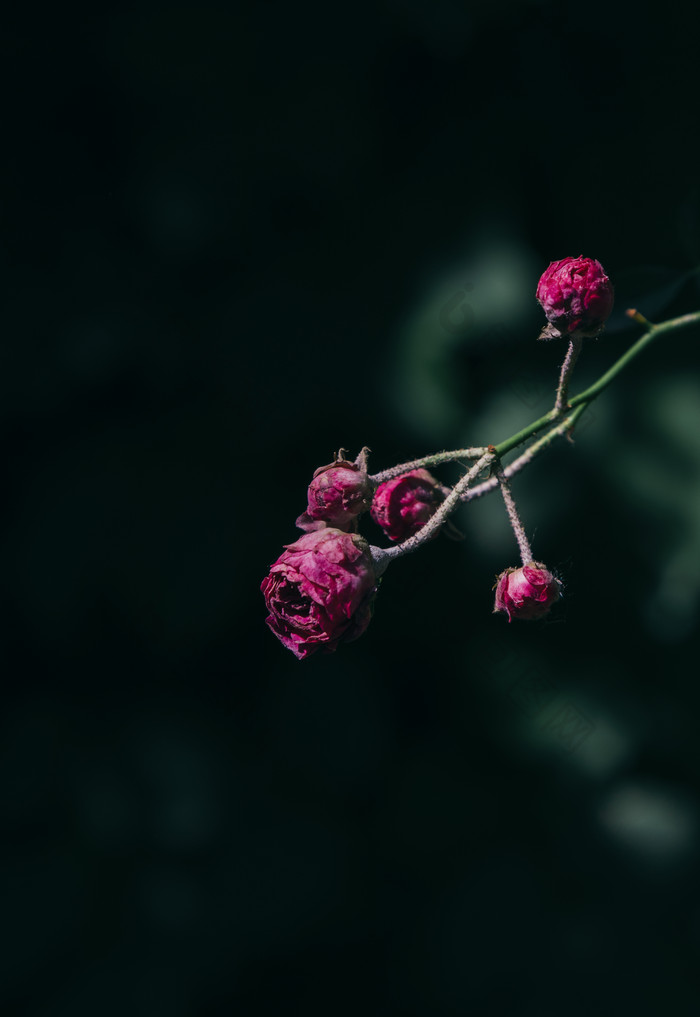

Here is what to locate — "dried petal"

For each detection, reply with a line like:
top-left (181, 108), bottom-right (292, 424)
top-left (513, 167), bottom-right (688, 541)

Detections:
top-left (494, 562), bottom-right (562, 622)
top-left (370, 468), bottom-right (444, 542)
top-left (536, 256), bottom-right (614, 339)
top-left (262, 528), bottom-right (377, 658)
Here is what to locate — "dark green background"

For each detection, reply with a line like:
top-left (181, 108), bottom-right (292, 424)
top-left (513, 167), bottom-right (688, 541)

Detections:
top-left (3, 2), bottom-right (700, 1014)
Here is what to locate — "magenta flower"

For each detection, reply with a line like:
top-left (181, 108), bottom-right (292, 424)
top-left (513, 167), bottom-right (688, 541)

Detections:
top-left (536, 256), bottom-right (614, 339)
top-left (296, 458), bottom-right (373, 533)
top-left (494, 562), bottom-right (562, 622)
top-left (261, 528), bottom-right (377, 659)
top-left (370, 468), bottom-right (444, 542)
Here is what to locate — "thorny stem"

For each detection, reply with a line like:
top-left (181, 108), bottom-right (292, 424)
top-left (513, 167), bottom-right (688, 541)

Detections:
top-left (369, 447), bottom-right (488, 485)
top-left (494, 461), bottom-right (532, 565)
top-left (554, 334), bottom-right (583, 414)
top-left (371, 451), bottom-right (495, 576)
top-left (461, 406), bottom-right (587, 503)
top-left (568, 312), bottom-right (700, 408)
top-left (494, 310), bottom-right (700, 458)
top-left (367, 309), bottom-right (700, 570)
top-left (369, 309), bottom-right (700, 490)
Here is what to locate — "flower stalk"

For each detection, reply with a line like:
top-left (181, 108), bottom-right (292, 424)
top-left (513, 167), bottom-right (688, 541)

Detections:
top-left (494, 311), bottom-right (700, 459)
top-left (369, 447), bottom-right (488, 485)
top-left (367, 310), bottom-right (700, 503)
top-left (461, 405), bottom-right (587, 503)
top-left (554, 334), bottom-right (583, 413)
top-left (494, 461), bottom-right (532, 565)
top-left (371, 310), bottom-right (699, 565)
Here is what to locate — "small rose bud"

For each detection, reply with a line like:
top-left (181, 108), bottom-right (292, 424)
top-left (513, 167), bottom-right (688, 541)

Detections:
top-left (370, 468), bottom-right (444, 542)
top-left (261, 528), bottom-right (377, 659)
top-left (296, 457), bottom-right (373, 533)
top-left (536, 256), bottom-right (614, 340)
top-left (493, 562), bottom-right (562, 622)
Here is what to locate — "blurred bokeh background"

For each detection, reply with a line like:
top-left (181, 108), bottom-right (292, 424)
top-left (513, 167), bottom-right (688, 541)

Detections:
top-left (3, 2), bottom-right (700, 1014)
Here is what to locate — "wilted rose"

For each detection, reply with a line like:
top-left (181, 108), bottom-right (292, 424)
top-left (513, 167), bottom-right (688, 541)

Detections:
top-left (493, 562), bottom-right (562, 622)
top-left (370, 468), bottom-right (443, 542)
top-left (536, 256), bottom-right (614, 340)
top-left (261, 528), bottom-right (377, 659)
top-left (296, 458), bottom-right (373, 533)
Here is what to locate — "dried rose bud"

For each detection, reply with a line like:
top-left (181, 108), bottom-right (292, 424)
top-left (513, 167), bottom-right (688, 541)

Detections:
top-left (370, 468), bottom-right (444, 542)
top-left (493, 562), bottom-right (562, 622)
top-left (296, 457), bottom-right (373, 533)
top-left (536, 256), bottom-right (614, 340)
top-left (261, 528), bottom-right (377, 659)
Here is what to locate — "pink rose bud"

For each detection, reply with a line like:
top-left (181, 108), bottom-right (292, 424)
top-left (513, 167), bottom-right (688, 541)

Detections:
top-left (296, 457), bottom-right (373, 533)
top-left (536, 256), bottom-right (614, 340)
top-left (370, 468), bottom-right (444, 542)
top-left (493, 562), bottom-right (562, 622)
top-left (261, 528), bottom-right (377, 659)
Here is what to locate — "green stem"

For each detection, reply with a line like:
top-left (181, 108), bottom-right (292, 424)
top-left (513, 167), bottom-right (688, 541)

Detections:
top-left (568, 311), bottom-right (700, 408)
top-left (495, 311), bottom-right (700, 457)
top-left (369, 310), bottom-right (698, 567)
top-left (368, 311), bottom-right (699, 492)
top-left (462, 406), bottom-right (586, 503)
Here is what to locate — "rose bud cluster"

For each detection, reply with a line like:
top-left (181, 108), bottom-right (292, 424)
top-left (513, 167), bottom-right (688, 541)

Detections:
top-left (263, 248), bottom-right (613, 656)
top-left (370, 468), bottom-right (444, 542)
top-left (261, 528), bottom-right (377, 660)
top-left (296, 455), bottom-right (373, 533)
top-left (536, 256), bottom-right (614, 340)
top-left (493, 562), bottom-right (562, 622)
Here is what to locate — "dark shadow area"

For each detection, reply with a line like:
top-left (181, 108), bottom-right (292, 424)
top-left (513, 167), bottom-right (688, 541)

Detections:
top-left (3, 2), bottom-right (700, 1014)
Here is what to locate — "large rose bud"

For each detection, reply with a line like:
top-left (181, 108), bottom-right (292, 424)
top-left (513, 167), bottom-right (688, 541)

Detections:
top-left (493, 562), bottom-right (562, 622)
top-left (536, 256), bottom-right (614, 340)
top-left (296, 457), bottom-right (373, 533)
top-left (261, 528), bottom-right (377, 659)
top-left (370, 468), bottom-right (444, 542)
